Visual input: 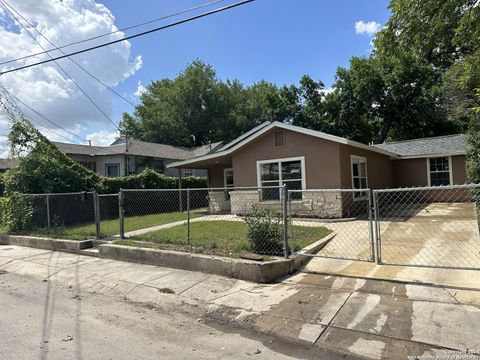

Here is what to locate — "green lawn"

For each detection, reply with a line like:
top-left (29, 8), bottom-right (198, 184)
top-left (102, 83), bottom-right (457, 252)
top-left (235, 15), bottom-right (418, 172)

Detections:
top-left (3, 212), bottom-right (201, 240)
top-left (116, 220), bottom-right (331, 258)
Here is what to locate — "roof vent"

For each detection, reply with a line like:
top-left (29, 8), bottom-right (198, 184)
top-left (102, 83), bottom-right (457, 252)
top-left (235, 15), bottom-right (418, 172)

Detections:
top-left (275, 130), bottom-right (286, 147)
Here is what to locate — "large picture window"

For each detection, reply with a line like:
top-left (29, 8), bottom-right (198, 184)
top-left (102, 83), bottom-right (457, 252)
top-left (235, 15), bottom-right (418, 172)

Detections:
top-left (257, 157), bottom-right (305, 201)
top-left (428, 157), bottom-right (451, 186)
top-left (351, 156), bottom-right (368, 199)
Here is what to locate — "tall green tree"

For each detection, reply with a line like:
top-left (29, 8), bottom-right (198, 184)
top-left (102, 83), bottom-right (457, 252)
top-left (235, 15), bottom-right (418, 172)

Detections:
top-left (120, 61), bottom-right (284, 147)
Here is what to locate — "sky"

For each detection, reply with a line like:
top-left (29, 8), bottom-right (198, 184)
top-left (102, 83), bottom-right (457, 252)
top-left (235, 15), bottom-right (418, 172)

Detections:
top-left (0, 0), bottom-right (390, 156)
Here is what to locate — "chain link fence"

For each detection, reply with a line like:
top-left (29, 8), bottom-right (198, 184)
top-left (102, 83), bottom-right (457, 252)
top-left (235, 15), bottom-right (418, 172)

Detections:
top-left (288, 189), bottom-right (374, 261)
top-left (119, 186), bottom-right (290, 257)
top-left (373, 185), bottom-right (480, 269)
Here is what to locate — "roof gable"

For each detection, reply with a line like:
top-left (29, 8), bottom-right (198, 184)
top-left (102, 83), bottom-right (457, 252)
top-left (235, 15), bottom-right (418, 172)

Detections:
top-left (167, 121), bottom-right (398, 168)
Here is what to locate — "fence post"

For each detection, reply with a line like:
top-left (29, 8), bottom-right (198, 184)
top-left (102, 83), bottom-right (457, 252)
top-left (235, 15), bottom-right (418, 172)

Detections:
top-left (93, 191), bottom-right (101, 239)
top-left (282, 184), bottom-right (289, 259)
top-left (119, 189), bottom-right (125, 239)
top-left (367, 190), bottom-right (375, 262)
top-left (45, 194), bottom-right (51, 233)
top-left (186, 189), bottom-right (190, 245)
top-left (373, 191), bottom-right (382, 265)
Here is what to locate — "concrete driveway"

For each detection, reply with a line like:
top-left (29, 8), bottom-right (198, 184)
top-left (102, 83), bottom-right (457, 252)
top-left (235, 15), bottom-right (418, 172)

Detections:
top-left (377, 202), bottom-right (480, 268)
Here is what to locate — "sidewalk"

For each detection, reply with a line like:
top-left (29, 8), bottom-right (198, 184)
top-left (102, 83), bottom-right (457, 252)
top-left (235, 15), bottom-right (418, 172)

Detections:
top-left (1, 244), bottom-right (479, 359)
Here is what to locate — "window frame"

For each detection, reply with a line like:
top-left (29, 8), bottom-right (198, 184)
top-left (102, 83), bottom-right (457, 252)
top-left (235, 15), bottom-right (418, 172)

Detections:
top-left (256, 156), bottom-right (306, 201)
top-left (224, 168), bottom-right (234, 188)
top-left (427, 156), bottom-right (453, 187)
top-left (182, 168), bottom-right (194, 177)
top-left (350, 155), bottom-right (368, 201)
top-left (105, 163), bottom-right (120, 178)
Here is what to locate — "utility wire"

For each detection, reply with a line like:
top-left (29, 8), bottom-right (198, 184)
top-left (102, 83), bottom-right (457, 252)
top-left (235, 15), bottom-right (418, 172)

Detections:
top-left (0, 0), bottom-right (119, 129)
top-left (0, 0), bottom-right (225, 66)
top-left (0, 0), bottom-right (254, 76)
top-left (1, 0), bottom-right (135, 108)
top-left (1, 83), bottom-right (125, 155)
top-left (9, 93), bottom-right (85, 143)
top-left (0, 80), bottom-right (85, 145)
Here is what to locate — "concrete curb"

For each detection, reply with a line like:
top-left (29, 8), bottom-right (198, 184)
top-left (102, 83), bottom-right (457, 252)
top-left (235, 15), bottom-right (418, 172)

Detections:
top-left (0, 234), bottom-right (93, 253)
top-left (98, 233), bottom-right (335, 283)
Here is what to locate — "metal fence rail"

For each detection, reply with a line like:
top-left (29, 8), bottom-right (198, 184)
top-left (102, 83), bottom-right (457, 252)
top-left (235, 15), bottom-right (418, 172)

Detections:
top-left (373, 184), bottom-right (480, 270)
top-left (288, 188), bottom-right (375, 262)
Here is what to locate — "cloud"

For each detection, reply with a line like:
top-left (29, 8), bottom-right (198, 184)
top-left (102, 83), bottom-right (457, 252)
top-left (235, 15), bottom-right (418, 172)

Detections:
top-left (85, 130), bottom-right (119, 146)
top-left (134, 80), bottom-right (146, 97)
top-left (0, 0), bottom-right (141, 153)
top-left (355, 20), bottom-right (381, 36)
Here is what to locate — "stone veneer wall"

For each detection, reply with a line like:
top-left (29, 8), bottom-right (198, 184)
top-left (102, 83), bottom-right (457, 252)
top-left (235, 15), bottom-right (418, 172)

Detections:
top-left (208, 191), bottom-right (231, 213)
top-left (226, 190), bottom-right (344, 218)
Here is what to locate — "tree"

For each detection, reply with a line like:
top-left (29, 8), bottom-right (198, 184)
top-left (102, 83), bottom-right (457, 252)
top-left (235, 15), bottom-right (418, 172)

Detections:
top-left (120, 60), bottom-right (285, 147)
top-left (5, 120), bottom-right (100, 194)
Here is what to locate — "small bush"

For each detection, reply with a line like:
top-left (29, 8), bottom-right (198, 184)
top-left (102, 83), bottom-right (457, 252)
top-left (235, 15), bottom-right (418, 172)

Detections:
top-left (244, 204), bottom-right (283, 255)
top-left (0, 193), bottom-right (35, 231)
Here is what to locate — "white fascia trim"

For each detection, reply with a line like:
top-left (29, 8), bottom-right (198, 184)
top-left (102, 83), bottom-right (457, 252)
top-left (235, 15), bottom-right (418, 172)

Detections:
top-left (256, 156), bottom-right (306, 190)
top-left (396, 151), bottom-right (466, 160)
top-left (167, 121), bottom-right (399, 168)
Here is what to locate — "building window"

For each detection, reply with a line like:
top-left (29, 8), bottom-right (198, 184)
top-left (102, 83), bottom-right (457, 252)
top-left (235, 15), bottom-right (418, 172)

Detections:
top-left (428, 157), bottom-right (451, 186)
top-left (79, 161), bottom-right (96, 172)
top-left (351, 156), bottom-right (368, 199)
top-left (257, 157), bottom-right (305, 201)
top-left (105, 163), bottom-right (120, 177)
top-left (183, 169), bottom-right (193, 177)
top-left (274, 131), bottom-right (286, 147)
top-left (224, 168), bottom-right (234, 201)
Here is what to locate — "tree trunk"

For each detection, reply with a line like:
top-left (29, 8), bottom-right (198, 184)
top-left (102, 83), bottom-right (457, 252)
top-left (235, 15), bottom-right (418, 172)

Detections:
top-left (374, 117), bottom-right (393, 144)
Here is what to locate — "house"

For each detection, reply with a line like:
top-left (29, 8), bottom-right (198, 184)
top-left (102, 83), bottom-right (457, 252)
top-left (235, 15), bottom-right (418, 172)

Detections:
top-left (167, 121), bottom-right (467, 216)
top-left (0, 158), bottom-right (19, 173)
top-left (0, 139), bottom-right (220, 177)
top-left (53, 138), bottom-right (220, 177)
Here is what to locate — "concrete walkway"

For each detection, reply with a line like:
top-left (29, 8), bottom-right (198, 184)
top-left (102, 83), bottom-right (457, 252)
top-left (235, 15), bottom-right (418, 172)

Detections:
top-left (1, 245), bottom-right (480, 359)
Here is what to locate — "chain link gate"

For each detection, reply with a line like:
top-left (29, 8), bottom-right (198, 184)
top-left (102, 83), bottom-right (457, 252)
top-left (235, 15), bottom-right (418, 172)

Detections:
top-left (373, 185), bottom-right (480, 270)
top-left (288, 189), bottom-right (376, 262)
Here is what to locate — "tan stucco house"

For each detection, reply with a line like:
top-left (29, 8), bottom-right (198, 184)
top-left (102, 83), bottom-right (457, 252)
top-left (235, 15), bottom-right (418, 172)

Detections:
top-left (167, 121), bottom-right (467, 216)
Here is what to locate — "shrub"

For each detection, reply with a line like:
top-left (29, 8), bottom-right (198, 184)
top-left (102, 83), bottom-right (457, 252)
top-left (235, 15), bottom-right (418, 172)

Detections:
top-left (99, 168), bottom-right (207, 194)
top-left (0, 193), bottom-right (35, 232)
top-left (244, 204), bottom-right (283, 255)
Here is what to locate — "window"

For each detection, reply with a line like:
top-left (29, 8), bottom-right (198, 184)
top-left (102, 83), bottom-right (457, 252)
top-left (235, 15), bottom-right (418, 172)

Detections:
top-left (224, 168), bottom-right (234, 188)
top-left (428, 157), bottom-right (451, 186)
top-left (257, 157), bottom-right (304, 201)
top-left (105, 163), bottom-right (120, 177)
top-left (183, 169), bottom-right (193, 177)
top-left (351, 156), bottom-right (368, 199)
top-left (224, 168), bottom-right (234, 201)
top-left (274, 131), bottom-right (286, 147)
top-left (79, 161), bottom-right (96, 172)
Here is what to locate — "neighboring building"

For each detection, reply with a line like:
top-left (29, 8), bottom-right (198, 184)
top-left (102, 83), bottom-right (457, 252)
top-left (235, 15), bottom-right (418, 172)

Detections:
top-left (53, 138), bottom-right (220, 177)
top-left (0, 158), bottom-right (20, 173)
top-left (167, 121), bottom-right (468, 216)
top-left (0, 139), bottom-right (220, 177)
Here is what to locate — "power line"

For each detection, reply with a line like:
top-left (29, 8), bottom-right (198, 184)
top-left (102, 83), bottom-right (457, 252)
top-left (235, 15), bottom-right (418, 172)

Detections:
top-left (0, 0), bottom-right (135, 108)
top-left (0, 0), bottom-right (119, 129)
top-left (0, 80), bottom-right (85, 145)
top-left (0, 0), bottom-right (254, 76)
top-left (9, 93), bottom-right (85, 143)
top-left (1, 82), bottom-right (124, 156)
top-left (0, 0), bottom-right (226, 66)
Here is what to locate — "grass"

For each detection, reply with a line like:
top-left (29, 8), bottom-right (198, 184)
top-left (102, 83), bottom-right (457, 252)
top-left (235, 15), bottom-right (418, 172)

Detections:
top-left (2, 212), bottom-right (202, 241)
top-left (115, 220), bottom-right (331, 258)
